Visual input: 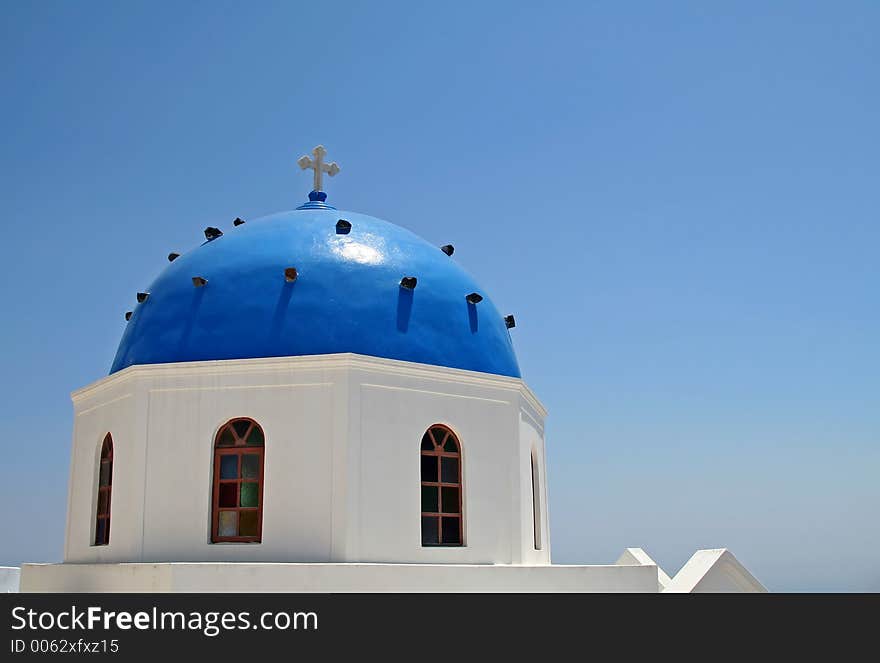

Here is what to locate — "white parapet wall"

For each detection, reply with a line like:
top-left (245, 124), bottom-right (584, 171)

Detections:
top-left (1, 567), bottom-right (21, 593)
top-left (19, 550), bottom-right (766, 594)
top-left (20, 562), bottom-right (659, 593)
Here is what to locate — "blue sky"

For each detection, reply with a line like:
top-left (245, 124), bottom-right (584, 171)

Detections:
top-left (1, 1), bottom-right (877, 591)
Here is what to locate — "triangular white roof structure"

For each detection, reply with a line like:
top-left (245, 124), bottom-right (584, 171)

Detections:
top-left (615, 548), bottom-right (766, 593)
top-left (664, 549), bottom-right (767, 593)
top-left (615, 547), bottom-right (673, 592)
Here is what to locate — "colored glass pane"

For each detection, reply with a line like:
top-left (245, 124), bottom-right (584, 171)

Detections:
top-left (218, 511), bottom-right (237, 537)
top-left (218, 483), bottom-right (237, 508)
top-left (220, 455), bottom-right (238, 480)
top-left (240, 482), bottom-right (259, 507)
top-left (241, 454), bottom-right (260, 479)
top-left (246, 426), bottom-right (264, 446)
top-left (217, 428), bottom-right (235, 447)
top-left (239, 510), bottom-right (259, 537)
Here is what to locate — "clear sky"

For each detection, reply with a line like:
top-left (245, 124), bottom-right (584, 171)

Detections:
top-left (1, 1), bottom-right (877, 591)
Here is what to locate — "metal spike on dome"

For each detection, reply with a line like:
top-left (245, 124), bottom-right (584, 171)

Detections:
top-left (168, 252), bottom-right (180, 262)
top-left (204, 226), bottom-right (223, 241)
top-left (233, 217), bottom-right (245, 226)
top-left (136, 292), bottom-right (150, 304)
top-left (124, 311), bottom-right (132, 321)
top-left (504, 315), bottom-right (516, 329)
top-left (192, 276), bottom-right (208, 288)
top-left (400, 276), bottom-right (417, 290)
top-left (336, 219), bottom-right (351, 234)
top-left (284, 267), bottom-right (298, 283)
top-left (466, 292), bottom-right (483, 305)
top-left (440, 244), bottom-right (454, 256)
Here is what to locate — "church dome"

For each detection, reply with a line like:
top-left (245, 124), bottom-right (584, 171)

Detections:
top-left (111, 201), bottom-right (521, 378)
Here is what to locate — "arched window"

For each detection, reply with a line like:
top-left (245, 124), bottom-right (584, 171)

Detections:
top-left (94, 434), bottom-right (113, 546)
top-left (420, 425), bottom-right (463, 546)
top-left (211, 418), bottom-right (265, 543)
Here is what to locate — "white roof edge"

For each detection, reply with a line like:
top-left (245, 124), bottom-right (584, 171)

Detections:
top-left (71, 353), bottom-right (547, 415)
top-left (664, 549), bottom-right (767, 593)
top-left (615, 547), bottom-right (672, 590)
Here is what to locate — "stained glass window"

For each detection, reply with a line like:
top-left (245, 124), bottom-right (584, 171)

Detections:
top-left (211, 419), bottom-right (264, 543)
top-left (420, 425), bottom-right (463, 546)
top-left (94, 434), bottom-right (113, 546)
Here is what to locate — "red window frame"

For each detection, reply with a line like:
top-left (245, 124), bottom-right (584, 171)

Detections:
top-left (211, 418), bottom-right (265, 543)
top-left (94, 433), bottom-right (113, 546)
top-left (420, 424), bottom-right (463, 546)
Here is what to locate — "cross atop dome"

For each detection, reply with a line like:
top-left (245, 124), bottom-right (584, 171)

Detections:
top-left (297, 145), bottom-right (340, 196)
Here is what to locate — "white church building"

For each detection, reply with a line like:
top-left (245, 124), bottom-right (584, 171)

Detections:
top-left (15, 147), bottom-right (765, 593)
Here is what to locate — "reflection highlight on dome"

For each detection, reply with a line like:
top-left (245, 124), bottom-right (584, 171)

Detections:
top-left (331, 237), bottom-right (384, 265)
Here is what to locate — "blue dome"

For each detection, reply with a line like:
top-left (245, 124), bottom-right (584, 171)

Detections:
top-left (111, 206), bottom-right (520, 378)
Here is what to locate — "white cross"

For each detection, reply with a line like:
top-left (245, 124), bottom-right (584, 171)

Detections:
top-left (297, 145), bottom-right (340, 192)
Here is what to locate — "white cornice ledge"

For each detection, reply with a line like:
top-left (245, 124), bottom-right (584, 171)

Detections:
top-left (72, 354), bottom-right (547, 416)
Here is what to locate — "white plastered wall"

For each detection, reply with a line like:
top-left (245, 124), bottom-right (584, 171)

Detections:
top-left (519, 403), bottom-right (550, 565)
top-left (64, 354), bottom-right (549, 566)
